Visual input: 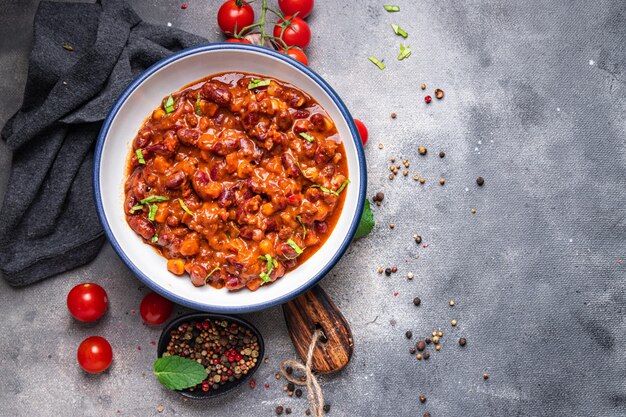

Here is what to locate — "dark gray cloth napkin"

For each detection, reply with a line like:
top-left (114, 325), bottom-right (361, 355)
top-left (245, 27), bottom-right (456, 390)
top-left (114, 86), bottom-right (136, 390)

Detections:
top-left (0, 0), bottom-right (205, 286)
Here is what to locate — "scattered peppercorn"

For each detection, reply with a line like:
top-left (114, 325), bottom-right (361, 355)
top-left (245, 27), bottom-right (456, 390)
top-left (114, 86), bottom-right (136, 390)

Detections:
top-left (413, 174), bottom-right (420, 181)
top-left (275, 406), bottom-right (284, 415)
top-left (377, 267), bottom-right (384, 274)
top-left (439, 178), bottom-right (445, 185)
top-left (439, 151), bottom-right (445, 158)
top-left (391, 266), bottom-right (398, 273)
top-left (275, 373), bottom-right (281, 379)
top-left (438, 330), bottom-right (443, 337)
top-left (323, 404), bottom-right (331, 412)
top-left (483, 373), bottom-right (489, 380)
top-left (419, 394), bottom-right (427, 403)
top-left (451, 319), bottom-right (457, 327)
top-left (409, 347), bottom-right (416, 354)
top-left (285, 408), bottom-right (292, 415)
top-left (449, 300), bottom-right (455, 306)
top-left (471, 208), bottom-right (476, 214)
top-left (416, 341), bottom-right (426, 351)
top-left (389, 223), bottom-right (395, 229)
top-left (413, 297), bottom-right (421, 306)
top-left (432, 336), bottom-right (440, 344)
top-left (419, 178), bottom-right (426, 184)
top-left (391, 112), bottom-right (397, 119)
top-left (287, 382), bottom-right (295, 391)
top-left (425, 337), bottom-right (432, 344)
top-left (416, 353), bottom-right (422, 360)
top-left (378, 143), bottom-right (384, 149)
top-left (435, 345), bottom-right (441, 351)
top-left (305, 410), bottom-right (311, 416)
top-left (414, 235), bottom-right (422, 244)
top-left (407, 272), bottom-right (414, 280)
top-left (373, 192), bottom-right (385, 202)
top-left (389, 174), bottom-right (394, 180)
top-left (181, 3), bottom-right (188, 9)
top-left (295, 388), bottom-right (302, 398)
top-left (385, 268), bottom-right (392, 276)
top-left (476, 176), bottom-right (485, 186)
top-left (406, 331), bottom-right (413, 339)
top-left (403, 169), bottom-right (409, 176)
top-left (435, 88), bottom-right (444, 99)
top-left (418, 146), bottom-right (427, 155)
top-left (459, 338), bottom-right (467, 347)
top-left (424, 412), bottom-right (431, 417)
top-left (424, 96), bottom-right (432, 104)
top-left (423, 352), bottom-right (430, 360)
top-left (421, 83), bottom-right (426, 90)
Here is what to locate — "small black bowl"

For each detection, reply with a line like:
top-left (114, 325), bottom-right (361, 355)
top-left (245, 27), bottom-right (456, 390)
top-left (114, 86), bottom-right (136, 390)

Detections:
top-left (157, 312), bottom-right (265, 399)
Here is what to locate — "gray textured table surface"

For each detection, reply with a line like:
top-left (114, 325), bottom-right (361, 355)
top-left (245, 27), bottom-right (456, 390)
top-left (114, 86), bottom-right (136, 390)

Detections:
top-left (1, 0), bottom-right (625, 416)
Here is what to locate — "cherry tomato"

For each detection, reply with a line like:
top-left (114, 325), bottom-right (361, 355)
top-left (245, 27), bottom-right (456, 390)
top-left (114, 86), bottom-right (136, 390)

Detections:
top-left (354, 119), bottom-right (368, 145)
top-left (217, 0), bottom-right (255, 36)
top-left (273, 16), bottom-right (311, 49)
top-left (67, 283), bottom-right (108, 322)
top-left (77, 336), bottom-right (113, 374)
top-left (225, 37), bottom-right (252, 43)
top-left (140, 292), bottom-right (174, 325)
top-left (278, 0), bottom-right (314, 19)
top-left (280, 48), bottom-right (309, 66)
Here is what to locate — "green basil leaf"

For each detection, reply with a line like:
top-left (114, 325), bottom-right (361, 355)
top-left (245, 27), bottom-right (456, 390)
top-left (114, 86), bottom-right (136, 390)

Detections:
top-left (299, 132), bottom-right (315, 142)
top-left (153, 355), bottom-right (207, 391)
top-left (392, 23), bottom-right (408, 38)
top-left (129, 204), bottom-right (144, 214)
top-left (368, 56), bottom-right (386, 70)
top-left (164, 95), bottom-right (175, 114)
top-left (286, 239), bottom-right (304, 255)
top-left (140, 195), bottom-right (170, 204)
top-left (178, 198), bottom-right (193, 216)
top-left (383, 5), bottom-right (400, 12)
top-left (354, 199), bottom-right (375, 239)
top-left (247, 79), bottom-right (271, 90)
top-left (136, 149), bottom-right (146, 164)
top-left (148, 203), bottom-right (158, 221)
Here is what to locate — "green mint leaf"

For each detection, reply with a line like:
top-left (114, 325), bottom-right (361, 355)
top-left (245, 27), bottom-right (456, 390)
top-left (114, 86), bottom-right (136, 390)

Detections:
top-left (164, 95), bottom-right (175, 114)
top-left (392, 23), bottom-right (408, 38)
top-left (383, 5), bottom-right (400, 12)
top-left (398, 44), bottom-right (412, 61)
top-left (136, 149), bottom-right (146, 164)
top-left (368, 56), bottom-right (386, 70)
top-left (248, 79), bottom-right (271, 90)
top-left (148, 203), bottom-right (158, 221)
top-left (354, 199), bottom-right (375, 239)
top-left (129, 204), bottom-right (144, 214)
top-left (153, 356), bottom-right (207, 391)
top-left (195, 92), bottom-right (203, 116)
top-left (299, 132), bottom-right (315, 142)
top-left (178, 198), bottom-right (193, 216)
top-left (286, 239), bottom-right (304, 255)
top-left (140, 195), bottom-right (169, 204)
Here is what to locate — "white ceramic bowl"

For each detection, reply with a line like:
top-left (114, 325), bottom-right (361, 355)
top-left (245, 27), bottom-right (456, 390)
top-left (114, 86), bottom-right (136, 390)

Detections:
top-left (94, 43), bottom-right (366, 313)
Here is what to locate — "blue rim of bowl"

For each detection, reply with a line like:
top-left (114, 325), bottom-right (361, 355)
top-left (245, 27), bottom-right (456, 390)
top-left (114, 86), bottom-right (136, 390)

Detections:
top-left (93, 43), bottom-right (367, 313)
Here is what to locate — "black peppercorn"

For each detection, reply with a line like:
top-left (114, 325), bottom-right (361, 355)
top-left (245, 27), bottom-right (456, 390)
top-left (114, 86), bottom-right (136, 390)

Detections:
top-left (419, 394), bottom-right (427, 403)
top-left (424, 412), bottom-right (431, 417)
top-left (439, 151), bottom-right (445, 158)
top-left (295, 388), bottom-right (302, 398)
top-left (416, 341), bottom-right (426, 351)
top-left (275, 405), bottom-right (284, 415)
top-left (413, 297), bottom-right (421, 306)
top-left (423, 352), bottom-right (430, 360)
top-left (414, 235), bottom-right (422, 244)
top-left (406, 330), bottom-right (413, 339)
top-left (476, 176), bottom-right (485, 186)
top-left (285, 408), bottom-right (292, 415)
top-left (425, 337), bottom-right (432, 344)
top-left (385, 268), bottom-right (392, 276)
top-left (323, 404), bottom-right (331, 412)
top-left (409, 347), bottom-right (416, 354)
top-left (459, 338), bottom-right (467, 347)
top-left (287, 382), bottom-right (295, 392)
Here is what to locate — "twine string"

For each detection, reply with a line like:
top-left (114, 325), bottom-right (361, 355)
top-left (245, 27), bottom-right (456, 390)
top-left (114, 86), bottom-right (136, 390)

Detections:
top-left (280, 329), bottom-right (325, 417)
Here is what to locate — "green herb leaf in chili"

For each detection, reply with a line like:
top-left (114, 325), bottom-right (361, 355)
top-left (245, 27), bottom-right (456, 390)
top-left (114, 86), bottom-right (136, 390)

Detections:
top-left (384, 5), bottom-right (400, 12)
top-left (299, 132), bottom-right (315, 142)
top-left (164, 95), bottom-right (175, 114)
top-left (398, 43), bottom-right (412, 61)
top-left (148, 204), bottom-right (158, 221)
top-left (151, 234), bottom-right (159, 243)
top-left (247, 79), bottom-right (271, 90)
top-left (368, 56), bottom-right (386, 70)
top-left (311, 179), bottom-right (350, 196)
top-left (392, 23), bottom-right (408, 38)
top-left (136, 149), bottom-right (145, 164)
top-left (286, 239), bottom-right (304, 255)
top-left (206, 267), bottom-right (221, 280)
top-left (194, 92), bottom-right (203, 116)
top-left (336, 179), bottom-right (351, 194)
top-left (140, 195), bottom-right (170, 204)
top-left (296, 215), bottom-right (307, 239)
top-left (153, 355), bottom-right (207, 391)
top-left (258, 254), bottom-right (278, 284)
top-left (129, 204), bottom-right (144, 214)
top-left (178, 198), bottom-right (193, 216)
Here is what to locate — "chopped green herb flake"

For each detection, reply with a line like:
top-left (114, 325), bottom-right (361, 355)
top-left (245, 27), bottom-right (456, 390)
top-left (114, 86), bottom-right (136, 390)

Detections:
top-left (178, 198), bottom-right (193, 216)
top-left (136, 149), bottom-right (145, 164)
top-left (296, 215), bottom-right (307, 239)
top-left (206, 267), bottom-right (221, 279)
top-left (286, 239), bottom-right (304, 255)
top-left (311, 179), bottom-right (350, 196)
top-left (398, 43), bottom-right (412, 61)
top-left (148, 204), bottom-right (158, 221)
top-left (299, 132), bottom-right (315, 142)
top-left (247, 79), bottom-right (271, 90)
top-left (368, 56), bottom-right (386, 70)
top-left (153, 355), bottom-right (207, 391)
top-left (164, 95), bottom-right (175, 114)
top-left (195, 92), bottom-right (203, 116)
top-left (129, 204), bottom-right (144, 214)
top-left (392, 23), bottom-right (408, 38)
top-left (140, 195), bottom-right (169, 204)
top-left (384, 5), bottom-right (400, 12)
top-left (258, 254), bottom-right (277, 284)
top-left (151, 234), bottom-right (159, 243)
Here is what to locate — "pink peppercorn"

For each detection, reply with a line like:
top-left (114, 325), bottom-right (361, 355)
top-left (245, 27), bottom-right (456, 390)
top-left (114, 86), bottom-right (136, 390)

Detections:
top-left (424, 96), bottom-right (432, 104)
top-left (181, 3), bottom-right (188, 9)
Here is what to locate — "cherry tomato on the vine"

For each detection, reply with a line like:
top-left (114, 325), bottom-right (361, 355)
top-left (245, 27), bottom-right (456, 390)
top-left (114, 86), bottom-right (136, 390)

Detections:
top-left (67, 283), bottom-right (108, 322)
top-left (217, 0), bottom-right (255, 36)
top-left (225, 37), bottom-right (252, 43)
top-left (77, 336), bottom-right (113, 374)
top-left (140, 291), bottom-right (174, 325)
top-left (278, 0), bottom-right (314, 19)
top-left (354, 119), bottom-right (368, 145)
top-left (280, 47), bottom-right (309, 66)
top-left (273, 16), bottom-right (311, 49)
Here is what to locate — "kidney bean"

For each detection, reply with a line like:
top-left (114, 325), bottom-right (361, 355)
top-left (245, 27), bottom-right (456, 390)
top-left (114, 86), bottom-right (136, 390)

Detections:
top-left (201, 81), bottom-right (232, 106)
top-left (314, 221), bottom-right (328, 234)
top-left (141, 166), bottom-right (159, 187)
top-left (276, 109), bottom-right (293, 131)
top-left (241, 111), bottom-right (259, 129)
top-left (165, 170), bottom-right (185, 189)
top-left (314, 142), bottom-right (336, 164)
top-left (265, 217), bottom-right (278, 233)
top-left (212, 136), bottom-right (240, 155)
top-left (192, 170), bottom-right (222, 200)
top-left (291, 109), bottom-right (310, 119)
top-left (293, 123), bottom-right (307, 134)
top-left (283, 88), bottom-right (306, 108)
top-left (177, 128), bottom-right (200, 145)
top-left (189, 264), bottom-right (208, 287)
top-left (310, 113), bottom-right (325, 128)
top-left (134, 134), bottom-right (150, 149)
top-left (217, 186), bottom-right (235, 208)
top-left (225, 276), bottom-right (243, 290)
top-left (166, 215), bottom-right (180, 227)
top-left (143, 143), bottom-right (170, 159)
top-left (128, 215), bottom-right (156, 240)
top-left (287, 193), bottom-right (302, 206)
top-left (281, 152), bottom-right (300, 178)
top-left (270, 262), bottom-right (286, 279)
top-left (157, 233), bottom-right (173, 246)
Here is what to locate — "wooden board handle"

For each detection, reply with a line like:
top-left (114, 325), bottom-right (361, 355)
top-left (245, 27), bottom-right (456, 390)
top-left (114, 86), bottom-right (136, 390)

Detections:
top-left (282, 285), bottom-right (353, 374)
